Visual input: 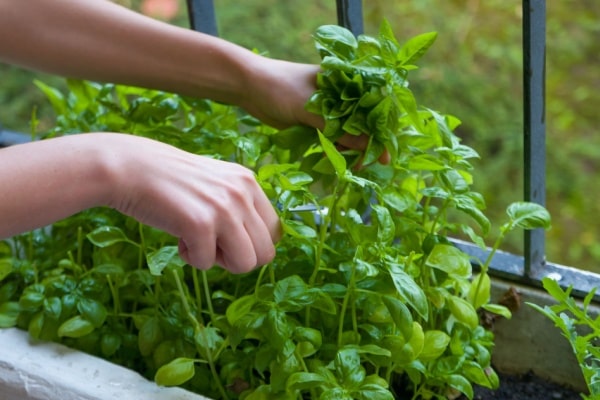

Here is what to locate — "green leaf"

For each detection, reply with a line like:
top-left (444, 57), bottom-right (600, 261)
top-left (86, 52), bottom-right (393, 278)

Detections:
top-left (318, 130), bottom-right (347, 177)
top-left (447, 374), bottom-right (474, 400)
top-left (286, 372), bottom-right (327, 392)
top-left (506, 202), bottom-right (552, 230)
top-left (448, 296), bottom-right (479, 329)
top-left (282, 219), bottom-right (318, 239)
top-left (481, 304), bottom-right (512, 319)
top-left (419, 330), bottom-right (450, 361)
top-left (138, 316), bottom-right (163, 357)
top-left (314, 25), bottom-right (358, 60)
top-left (381, 295), bottom-right (413, 341)
top-left (264, 308), bottom-right (292, 350)
top-left (397, 32), bottom-right (438, 66)
top-left (463, 361), bottom-right (499, 389)
top-left (226, 294), bottom-right (256, 325)
top-left (334, 348), bottom-right (365, 389)
top-left (0, 258), bottom-right (13, 282)
top-left (372, 204), bottom-right (395, 244)
top-left (468, 273), bottom-right (491, 309)
top-left (321, 388), bottom-right (352, 400)
top-left (77, 298), bottom-right (108, 328)
top-left (87, 226), bottom-right (133, 248)
top-left (34, 80), bottom-right (67, 115)
top-left (58, 315), bottom-right (95, 338)
top-left (101, 333), bottom-right (122, 357)
top-left (540, 276), bottom-right (568, 302)
top-left (425, 244), bottom-right (472, 279)
top-left (147, 246), bottom-right (186, 276)
top-left (43, 296), bottom-right (62, 320)
top-left (388, 263), bottom-right (429, 320)
top-left (354, 383), bottom-right (395, 400)
top-left (154, 357), bottom-right (196, 387)
top-left (19, 287), bottom-right (45, 311)
top-left (0, 301), bottom-right (20, 328)
top-left (195, 325), bottom-right (223, 360)
top-left (294, 327), bottom-right (322, 357)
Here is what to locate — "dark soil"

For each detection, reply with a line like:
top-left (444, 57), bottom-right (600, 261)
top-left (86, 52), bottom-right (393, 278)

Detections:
top-left (394, 370), bottom-right (582, 399)
top-left (468, 370), bottom-right (583, 400)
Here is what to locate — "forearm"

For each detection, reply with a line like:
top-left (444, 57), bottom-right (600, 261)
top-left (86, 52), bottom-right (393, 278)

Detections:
top-left (0, 0), bottom-right (258, 106)
top-left (0, 135), bottom-right (114, 238)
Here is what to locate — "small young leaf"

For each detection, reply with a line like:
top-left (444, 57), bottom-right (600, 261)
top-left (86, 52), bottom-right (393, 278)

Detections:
top-left (506, 202), bottom-right (551, 230)
top-left (87, 226), bottom-right (132, 248)
top-left (154, 357), bottom-right (196, 387)
top-left (147, 246), bottom-right (186, 276)
top-left (397, 32), bottom-right (438, 66)
top-left (481, 304), bottom-right (512, 319)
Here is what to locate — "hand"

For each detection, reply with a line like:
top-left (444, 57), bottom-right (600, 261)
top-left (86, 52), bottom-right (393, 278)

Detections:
top-left (241, 57), bottom-right (390, 164)
top-left (0, 133), bottom-right (279, 273)
top-left (101, 134), bottom-right (281, 273)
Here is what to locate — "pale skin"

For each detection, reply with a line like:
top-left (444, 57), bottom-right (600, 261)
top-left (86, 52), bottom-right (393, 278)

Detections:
top-left (0, 0), bottom-right (380, 273)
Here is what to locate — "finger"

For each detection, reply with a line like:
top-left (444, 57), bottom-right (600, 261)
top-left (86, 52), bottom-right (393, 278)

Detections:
top-left (378, 149), bottom-right (391, 164)
top-left (216, 220), bottom-right (257, 273)
top-left (337, 134), bottom-right (369, 150)
top-left (338, 134), bottom-right (391, 166)
top-left (243, 209), bottom-right (277, 267)
top-left (178, 211), bottom-right (218, 270)
top-left (252, 190), bottom-right (282, 243)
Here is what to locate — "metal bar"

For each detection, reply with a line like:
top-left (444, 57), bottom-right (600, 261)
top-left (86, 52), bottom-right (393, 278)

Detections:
top-left (186, 0), bottom-right (218, 35)
top-left (522, 0), bottom-right (547, 277)
top-left (336, 0), bottom-right (364, 36)
top-left (0, 128), bottom-right (30, 147)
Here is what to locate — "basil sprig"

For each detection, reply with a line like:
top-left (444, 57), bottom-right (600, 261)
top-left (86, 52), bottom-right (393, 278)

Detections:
top-left (306, 20), bottom-right (437, 164)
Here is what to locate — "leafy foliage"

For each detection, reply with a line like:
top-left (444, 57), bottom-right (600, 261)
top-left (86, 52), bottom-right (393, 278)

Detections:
top-left (0, 22), bottom-right (550, 399)
top-left (528, 279), bottom-right (600, 400)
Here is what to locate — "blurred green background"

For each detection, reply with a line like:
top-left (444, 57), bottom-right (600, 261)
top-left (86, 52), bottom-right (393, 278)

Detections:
top-left (1, 0), bottom-right (598, 271)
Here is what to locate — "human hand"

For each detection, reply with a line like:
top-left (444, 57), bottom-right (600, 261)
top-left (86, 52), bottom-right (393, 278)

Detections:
top-left (240, 57), bottom-right (389, 164)
top-left (103, 134), bottom-right (280, 273)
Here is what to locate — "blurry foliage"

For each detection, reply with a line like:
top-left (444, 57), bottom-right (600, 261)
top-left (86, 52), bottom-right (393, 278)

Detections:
top-left (0, 0), bottom-right (599, 270)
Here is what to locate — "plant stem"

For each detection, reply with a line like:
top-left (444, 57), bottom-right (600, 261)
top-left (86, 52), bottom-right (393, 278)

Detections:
top-left (338, 257), bottom-right (357, 348)
top-left (106, 274), bottom-right (120, 316)
top-left (137, 223), bottom-right (146, 270)
top-left (306, 183), bottom-right (342, 326)
top-left (201, 270), bottom-right (215, 322)
top-left (192, 269), bottom-right (204, 325)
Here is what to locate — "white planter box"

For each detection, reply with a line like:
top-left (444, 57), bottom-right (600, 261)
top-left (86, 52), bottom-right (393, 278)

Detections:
top-left (0, 278), bottom-right (591, 398)
top-left (0, 328), bottom-right (209, 400)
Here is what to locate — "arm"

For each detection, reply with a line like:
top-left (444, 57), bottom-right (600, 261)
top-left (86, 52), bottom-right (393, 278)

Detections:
top-left (0, 0), bottom-right (322, 129)
top-left (0, 133), bottom-right (279, 273)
